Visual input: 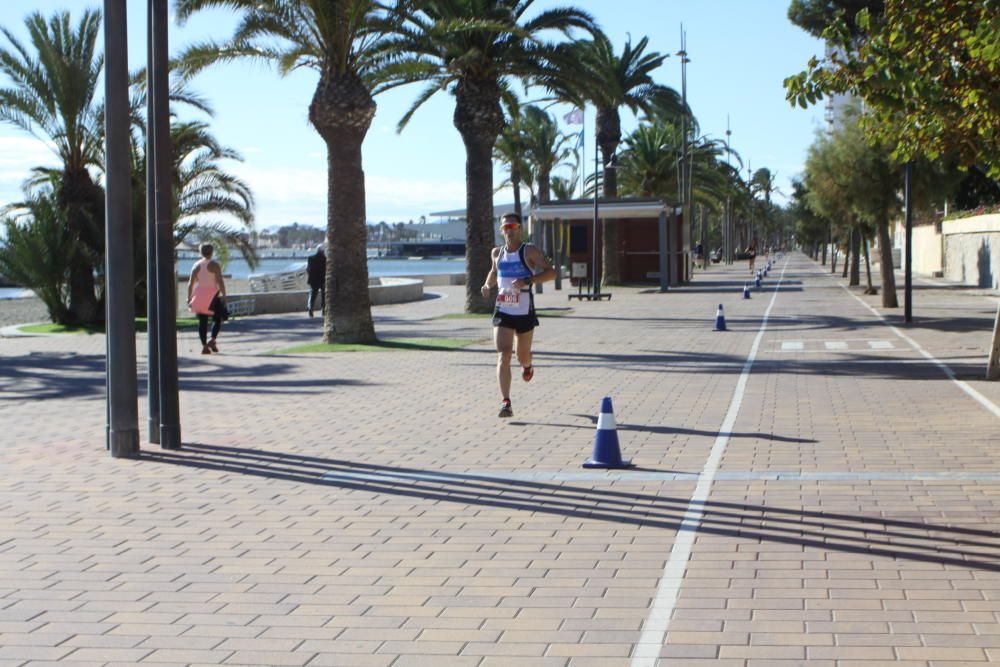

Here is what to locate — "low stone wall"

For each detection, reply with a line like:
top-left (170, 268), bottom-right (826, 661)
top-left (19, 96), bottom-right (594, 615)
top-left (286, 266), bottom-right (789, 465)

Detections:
top-left (195, 276), bottom-right (427, 317)
top-left (942, 214), bottom-right (1000, 290)
top-left (418, 272), bottom-right (466, 286)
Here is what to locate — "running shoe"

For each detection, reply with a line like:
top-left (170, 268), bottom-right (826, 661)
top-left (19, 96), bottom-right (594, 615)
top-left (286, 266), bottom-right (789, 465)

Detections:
top-left (208, 339), bottom-right (219, 353)
top-left (498, 398), bottom-right (513, 418)
top-left (522, 365), bottom-right (533, 382)
top-left (201, 344), bottom-right (211, 355)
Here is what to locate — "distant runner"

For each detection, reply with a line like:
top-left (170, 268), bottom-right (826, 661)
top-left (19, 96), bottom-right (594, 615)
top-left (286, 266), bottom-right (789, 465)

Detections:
top-left (480, 213), bottom-right (555, 418)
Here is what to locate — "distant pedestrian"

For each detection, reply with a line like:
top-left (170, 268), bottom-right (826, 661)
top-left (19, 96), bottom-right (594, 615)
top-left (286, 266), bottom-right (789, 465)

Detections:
top-left (187, 243), bottom-right (227, 355)
top-left (480, 213), bottom-right (555, 418)
top-left (307, 243), bottom-right (326, 318)
top-left (746, 242), bottom-right (757, 273)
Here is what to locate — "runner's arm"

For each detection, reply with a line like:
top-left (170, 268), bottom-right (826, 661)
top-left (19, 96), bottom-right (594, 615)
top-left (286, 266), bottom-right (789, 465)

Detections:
top-left (186, 266), bottom-right (197, 302)
top-left (513, 245), bottom-right (555, 290)
top-left (480, 249), bottom-right (499, 298)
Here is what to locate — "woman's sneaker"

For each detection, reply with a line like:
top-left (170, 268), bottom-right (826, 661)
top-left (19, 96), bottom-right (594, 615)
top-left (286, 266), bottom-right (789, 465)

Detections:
top-left (208, 339), bottom-right (219, 353)
top-left (498, 398), bottom-right (513, 418)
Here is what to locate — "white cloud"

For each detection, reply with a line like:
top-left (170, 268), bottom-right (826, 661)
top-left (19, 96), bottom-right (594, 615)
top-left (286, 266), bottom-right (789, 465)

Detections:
top-left (0, 136), bottom-right (57, 184)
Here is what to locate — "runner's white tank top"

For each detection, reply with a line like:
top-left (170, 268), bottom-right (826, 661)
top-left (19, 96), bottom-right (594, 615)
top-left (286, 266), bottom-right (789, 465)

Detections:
top-left (495, 244), bottom-right (534, 316)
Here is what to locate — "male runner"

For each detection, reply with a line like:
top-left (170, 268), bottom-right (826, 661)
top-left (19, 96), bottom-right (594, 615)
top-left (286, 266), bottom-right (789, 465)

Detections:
top-left (480, 213), bottom-right (555, 418)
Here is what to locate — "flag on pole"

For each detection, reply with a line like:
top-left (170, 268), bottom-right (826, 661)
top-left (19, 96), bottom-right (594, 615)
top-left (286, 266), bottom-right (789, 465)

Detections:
top-left (563, 108), bottom-right (584, 125)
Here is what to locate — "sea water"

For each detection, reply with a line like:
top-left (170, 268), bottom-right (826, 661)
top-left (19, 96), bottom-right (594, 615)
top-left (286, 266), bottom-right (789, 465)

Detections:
top-left (219, 256), bottom-right (467, 280)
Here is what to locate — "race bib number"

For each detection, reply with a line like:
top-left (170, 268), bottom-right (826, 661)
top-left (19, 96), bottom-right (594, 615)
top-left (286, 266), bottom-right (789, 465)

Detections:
top-left (497, 291), bottom-right (520, 305)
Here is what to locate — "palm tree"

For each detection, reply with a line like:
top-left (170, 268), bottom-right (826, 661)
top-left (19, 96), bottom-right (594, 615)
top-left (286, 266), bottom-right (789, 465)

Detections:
top-left (0, 10), bottom-right (106, 323)
top-left (381, 0), bottom-right (596, 312)
top-left (540, 31), bottom-right (681, 285)
top-left (493, 111), bottom-right (529, 218)
top-left (520, 105), bottom-right (574, 205)
top-left (0, 186), bottom-right (74, 323)
top-left (176, 0), bottom-right (395, 343)
top-left (164, 120), bottom-right (257, 262)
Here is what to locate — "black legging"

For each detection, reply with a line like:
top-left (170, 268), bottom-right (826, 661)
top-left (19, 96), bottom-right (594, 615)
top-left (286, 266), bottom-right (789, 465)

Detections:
top-left (198, 294), bottom-right (223, 345)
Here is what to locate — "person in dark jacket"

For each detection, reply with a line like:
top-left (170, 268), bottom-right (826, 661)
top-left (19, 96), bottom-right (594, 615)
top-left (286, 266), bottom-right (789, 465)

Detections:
top-left (307, 244), bottom-right (326, 317)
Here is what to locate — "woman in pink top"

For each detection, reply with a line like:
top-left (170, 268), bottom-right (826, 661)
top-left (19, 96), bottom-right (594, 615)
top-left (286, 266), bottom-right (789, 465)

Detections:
top-left (186, 243), bottom-right (227, 354)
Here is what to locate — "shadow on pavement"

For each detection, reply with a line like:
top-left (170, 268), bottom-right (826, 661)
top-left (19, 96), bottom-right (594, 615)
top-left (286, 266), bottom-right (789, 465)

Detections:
top-left (0, 352), bottom-right (373, 401)
top-left (521, 413), bottom-right (819, 444)
top-left (142, 442), bottom-right (1000, 573)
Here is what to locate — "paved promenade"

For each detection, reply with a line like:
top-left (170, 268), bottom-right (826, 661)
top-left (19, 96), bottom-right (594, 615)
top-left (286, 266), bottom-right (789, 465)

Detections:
top-left (2, 252), bottom-right (1000, 666)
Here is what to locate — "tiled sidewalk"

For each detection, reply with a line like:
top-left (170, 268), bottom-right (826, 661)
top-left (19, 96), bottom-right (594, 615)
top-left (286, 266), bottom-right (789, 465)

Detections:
top-left (1, 253), bottom-right (999, 666)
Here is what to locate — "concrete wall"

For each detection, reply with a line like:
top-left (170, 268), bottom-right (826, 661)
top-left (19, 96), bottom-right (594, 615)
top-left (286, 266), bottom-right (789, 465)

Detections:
top-left (942, 214), bottom-right (1000, 290)
top-left (186, 276), bottom-right (437, 317)
top-left (908, 224), bottom-right (943, 276)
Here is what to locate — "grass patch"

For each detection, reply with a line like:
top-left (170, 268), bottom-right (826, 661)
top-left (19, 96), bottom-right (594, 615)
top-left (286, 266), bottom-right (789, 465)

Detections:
top-left (274, 337), bottom-right (483, 354)
top-left (433, 307), bottom-right (572, 320)
top-left (20, 317), bottom-right (199, 335)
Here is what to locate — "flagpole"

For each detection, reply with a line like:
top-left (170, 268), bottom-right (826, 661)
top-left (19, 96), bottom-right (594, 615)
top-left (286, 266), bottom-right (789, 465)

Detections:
top-left (580, 107), bottom-right (586, 198)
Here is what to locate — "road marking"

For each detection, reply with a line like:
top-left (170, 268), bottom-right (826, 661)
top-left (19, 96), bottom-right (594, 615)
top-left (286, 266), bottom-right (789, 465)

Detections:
top-left (630, 258), bottom-right (790, 667)
top-left (834, 278), bottom-right (1000, 421)
top-left (868, 340), bottom-right (894, 349)
top-left (780, 341), bottom-right (803, 351)
top-left (824, 341), bottom-right (848, 350)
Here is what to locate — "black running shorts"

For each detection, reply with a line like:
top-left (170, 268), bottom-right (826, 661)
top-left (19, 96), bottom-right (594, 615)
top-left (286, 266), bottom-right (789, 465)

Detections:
top-left (492, 310), bottom-right (539, 334)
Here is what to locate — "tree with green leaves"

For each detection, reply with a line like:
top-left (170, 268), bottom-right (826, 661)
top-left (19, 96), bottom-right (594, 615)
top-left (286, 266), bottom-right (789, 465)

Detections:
top-left (0, 187), bottom-right (74, 322)
top-left (519, 105), bottom-right (574, 205)
top-left (803, 114), bottom-right (900, 305)
top-left (785, 0), bottom-right (999, 177)
top-left (382, 0), bottom-right (595, 312)
top-left (540, 32), bottom-right (681, 285)
top-left (787, 0), bottom-right (884, 38)
top-left (176, 0), bottom-right (400, 343)
top-left (0, 10), bottom-right (106, 323)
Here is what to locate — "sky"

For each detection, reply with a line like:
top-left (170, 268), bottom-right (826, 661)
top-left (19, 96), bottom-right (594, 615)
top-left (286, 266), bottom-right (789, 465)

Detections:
top-left (0, 0), bottom-right (827, 232)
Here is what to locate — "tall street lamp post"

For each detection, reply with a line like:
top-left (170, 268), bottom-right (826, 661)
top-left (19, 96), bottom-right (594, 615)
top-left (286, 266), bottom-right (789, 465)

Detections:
top-left (103, 0), bottom-right (139, 458)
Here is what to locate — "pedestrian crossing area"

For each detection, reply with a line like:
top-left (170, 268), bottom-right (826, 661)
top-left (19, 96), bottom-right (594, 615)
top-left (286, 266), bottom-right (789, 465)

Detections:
top-left (777, 339), bottom-right (900, 352)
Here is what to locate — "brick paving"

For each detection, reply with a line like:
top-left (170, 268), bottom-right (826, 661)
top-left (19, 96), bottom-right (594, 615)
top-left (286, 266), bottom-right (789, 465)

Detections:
top-left (1, 252), bottom-right (1000, 666)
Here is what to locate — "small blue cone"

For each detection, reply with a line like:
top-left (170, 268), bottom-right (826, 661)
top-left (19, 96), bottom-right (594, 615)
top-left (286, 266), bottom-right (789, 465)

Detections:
top-left (713, 303), bottom-right (727, 331)
top-left (743, 283), bottom-right (751, 299)
top-left (755, 274), bottom-right (762, 289)
top-left (583, 397), bottom-right (633, 469)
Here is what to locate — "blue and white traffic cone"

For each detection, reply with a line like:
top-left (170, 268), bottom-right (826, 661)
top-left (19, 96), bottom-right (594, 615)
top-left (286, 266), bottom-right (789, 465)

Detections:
top-left (583, 397), bottom-right (633, 469)
top-left (755, 273), bottom-right (762, 289)
top-left (743, 282), bottom-right (751, 299)
top-left (713, 303), bottom-right (727, 331)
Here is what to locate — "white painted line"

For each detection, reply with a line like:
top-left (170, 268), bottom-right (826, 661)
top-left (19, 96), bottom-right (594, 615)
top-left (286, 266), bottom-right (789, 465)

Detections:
top-left (824, 341), bottom-right (848, 350)
top-left (780, 341), bottom-right (803, 351)
top-left (630, 258), bottom-right (790, 666)
top-left (835, 278), bottom-right (1000, 421)
top-left (868, 340), bottom-right (894, 350)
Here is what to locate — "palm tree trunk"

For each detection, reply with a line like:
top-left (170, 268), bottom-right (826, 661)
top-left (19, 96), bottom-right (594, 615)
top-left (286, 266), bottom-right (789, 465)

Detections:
top-left (596, 107), bottom-right (621, 287)
top-left (59, 169), bottom-right (103, 324)
top-left (463, 137), bottom-right (497, 312)
top-left (877, 216), bottom-right (898, 307)
top-left (511, 166), bottom-right (522, 218)
top-left (454, 77), bottom-right (504, 313)
top-left (321, 140), bottom-right (375, 343)
top-left (309, 72), bottom-right (376, 343)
